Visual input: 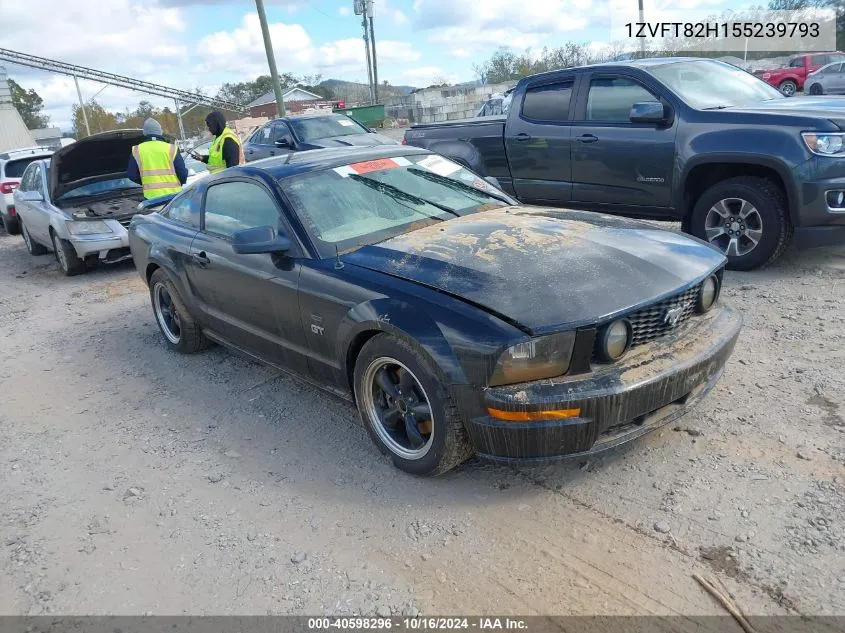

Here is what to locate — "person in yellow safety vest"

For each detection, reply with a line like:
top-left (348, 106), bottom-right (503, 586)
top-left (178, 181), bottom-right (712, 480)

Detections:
top-left (127, 118), bottom-right (188, 200)
top-left (194, 111), bottom-right (244, 174)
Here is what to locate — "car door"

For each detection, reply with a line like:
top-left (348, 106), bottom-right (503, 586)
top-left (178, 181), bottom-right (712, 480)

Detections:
top-left (21, 164), bottom-right (52, 243)
top-left (828, 63), bottom-right (845, 93)
top-left (187, 178), bottom-right (309, 373)
top-left (570, 73), bottom-right (678, 212)
top-left (244, 123), bottom-right (274, 161)
top-left (503, 77), bottom-right (576, 203)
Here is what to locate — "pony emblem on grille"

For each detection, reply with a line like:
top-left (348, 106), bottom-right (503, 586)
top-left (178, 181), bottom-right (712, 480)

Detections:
top-left (663, 306), bottom-right (684, 327)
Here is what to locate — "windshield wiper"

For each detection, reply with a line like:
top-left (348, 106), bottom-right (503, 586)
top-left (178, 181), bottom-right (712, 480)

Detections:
top-left (702, 105), bottom-right (730, 110)
top-left (407, 167), bottom-right (514, 205)
top-left (348, 173), bottom-right (461, 218)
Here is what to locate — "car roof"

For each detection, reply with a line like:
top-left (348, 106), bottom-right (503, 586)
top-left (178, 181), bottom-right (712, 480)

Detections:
top-left (521, 56), bottom-right (724, 82)
top-left (235, 145), bottom-right (431, 179)
top-left (0, 147), bottom-right (53, 161)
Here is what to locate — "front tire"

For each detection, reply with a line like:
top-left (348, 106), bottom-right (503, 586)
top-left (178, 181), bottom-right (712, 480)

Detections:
top-left (808, 83), bottom-right (824, 95)
top-left (21, 220), bottom-right (48, 255)
top-left (149, 269), bottom-right (210, 354)
top-left (690, 176), bottom-right (792, 271)
top-left (353, 334), bottom-right (472, 476)
top-left (50, 231), bottom-right (86, 276)
top-left (779, 80), bottom-right (797, 96)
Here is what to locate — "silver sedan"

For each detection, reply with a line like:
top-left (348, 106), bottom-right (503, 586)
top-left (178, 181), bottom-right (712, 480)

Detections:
top-left (806, 61), bottom-right (845, 95)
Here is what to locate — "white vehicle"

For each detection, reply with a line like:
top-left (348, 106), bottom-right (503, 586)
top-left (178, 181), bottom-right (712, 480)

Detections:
top-left (0, 146), bottom-right (54, 235)
top-left (13, 129), bottom-right (194, 276)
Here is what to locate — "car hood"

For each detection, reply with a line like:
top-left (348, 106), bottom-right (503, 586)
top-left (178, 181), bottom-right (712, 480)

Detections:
top-left (50, 129), bottom-right (148, 200)
top-left (298, 133), bottom-right (399, 149)
top-left (723, 97), bottom-right (845, 128)
top-left (343, 207), bottom-right (726, 335)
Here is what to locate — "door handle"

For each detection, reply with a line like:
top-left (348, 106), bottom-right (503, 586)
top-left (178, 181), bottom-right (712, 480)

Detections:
top-left (515, 133), bottom-right (532, 142)
top-left (193, 251), bottom-right (210, 266)
top-left (576, 134), bottom-right (598, 143)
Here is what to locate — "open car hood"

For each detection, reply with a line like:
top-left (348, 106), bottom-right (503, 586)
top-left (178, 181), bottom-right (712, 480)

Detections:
top-left (50, 129), bottom-right (149, 200)
top-left (343, 207), bottom-right (727, 335)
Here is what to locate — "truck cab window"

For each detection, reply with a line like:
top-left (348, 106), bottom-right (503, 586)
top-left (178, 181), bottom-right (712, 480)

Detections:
top-left (521, 83), bottom-right (574, 122)
top-left (586, 77), bottom-right (657, 122)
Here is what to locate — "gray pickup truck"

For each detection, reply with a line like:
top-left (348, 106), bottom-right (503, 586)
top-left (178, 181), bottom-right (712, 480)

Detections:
top-left (403, 57), bottom-right (845, 270)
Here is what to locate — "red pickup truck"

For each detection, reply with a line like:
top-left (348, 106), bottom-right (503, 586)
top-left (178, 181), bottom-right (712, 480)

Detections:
top-left (755, 51), bottom-right (845, 96)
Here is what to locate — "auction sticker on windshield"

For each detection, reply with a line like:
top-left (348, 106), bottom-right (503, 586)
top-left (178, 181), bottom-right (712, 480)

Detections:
top-left (333, 156), bottom-right (413, 177)
top-left (417, 155), bottom-right (462, 177)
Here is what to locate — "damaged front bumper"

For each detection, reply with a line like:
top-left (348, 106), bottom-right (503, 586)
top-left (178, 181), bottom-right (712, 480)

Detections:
top-left (468, 304), bottom-right (742, 463)
top-left (68, 223), bottom-right (132, 263)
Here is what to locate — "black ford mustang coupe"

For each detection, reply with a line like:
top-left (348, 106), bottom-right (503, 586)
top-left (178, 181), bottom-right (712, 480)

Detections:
top-left (129, 146), bottom-right (742, 476)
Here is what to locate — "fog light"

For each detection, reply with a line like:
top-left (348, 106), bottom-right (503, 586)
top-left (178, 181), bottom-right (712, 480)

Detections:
top-left (596, 318), bottom-right (632, 362)
top-left (827, 190), bottom-right (845, 208)
top-left (697, 275), bottom-right (719, 313)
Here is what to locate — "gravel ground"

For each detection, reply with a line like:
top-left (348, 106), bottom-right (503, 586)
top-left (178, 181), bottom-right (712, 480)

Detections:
top-left (0, 215), bottom-right (843, 618)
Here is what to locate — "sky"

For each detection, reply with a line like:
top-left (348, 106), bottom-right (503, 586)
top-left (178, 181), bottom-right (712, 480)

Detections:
top-left (0, 0), bottom-right (752, 130)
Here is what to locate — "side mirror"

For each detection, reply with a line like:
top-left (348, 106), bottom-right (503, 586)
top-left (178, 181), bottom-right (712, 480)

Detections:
top-left (369, 128), bottom-right (377, 133)
top-left (275, 138), bottom-right (291, 148)
top-left (484, 176), bottom-right (504, 190)
top-left (16, 190), bottom-right (43, 203)
top-left (232, 225), bottom-right (291, 255)
top-left (630, 101), bottom-right (671, 125)
top-left (138, 192), bottom-right (178, 212)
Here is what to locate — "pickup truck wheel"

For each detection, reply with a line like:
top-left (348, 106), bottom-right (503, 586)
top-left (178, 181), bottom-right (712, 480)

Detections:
top-left (149, 269), bottom-right (210, 354)
top-left (779, 80), bottom-right (797, 96)
top-left (690, 177), bottom-right (792, 271)
top-left (50, 231), bottom-right (86, 276)
top-left (21, 220), bottom-right (47, 255)
top-left (354, 334), bottom-right (472, 476)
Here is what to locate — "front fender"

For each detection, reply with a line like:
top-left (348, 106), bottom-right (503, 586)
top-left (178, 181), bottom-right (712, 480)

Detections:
top-left (337, 297), bottom-right (469, 388)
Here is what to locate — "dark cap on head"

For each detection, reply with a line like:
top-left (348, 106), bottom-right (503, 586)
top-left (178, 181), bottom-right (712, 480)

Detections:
top-left (205, 111), bottom-right (227, 136)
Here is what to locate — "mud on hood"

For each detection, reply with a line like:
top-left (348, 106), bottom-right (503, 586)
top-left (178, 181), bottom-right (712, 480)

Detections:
top-left (343, 207), bottom-right (727, 335)
top-left (50, 129), bottom-right (148, 200)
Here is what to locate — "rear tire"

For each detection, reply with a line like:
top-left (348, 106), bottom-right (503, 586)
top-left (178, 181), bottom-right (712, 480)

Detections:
top-left (21, 220), bottom-right (48, 255)
top-left (2, 214), bottom-right (20, 235)
top-left (51, 231), bottom-right (86, 276)
top-left (149, 269), bottom-right (211, 354)
top-left (690, 176), bottom-right (792, 271)
top-left (779, 80), bottom-right (797, 97)
top-left (353, 334), bottom-right (473, 476)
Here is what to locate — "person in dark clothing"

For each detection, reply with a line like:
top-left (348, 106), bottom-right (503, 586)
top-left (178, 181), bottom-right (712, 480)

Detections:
top-left (193, 111), bottom-right (243, 171)
top-left (127, 117), bottom-right (188, 188)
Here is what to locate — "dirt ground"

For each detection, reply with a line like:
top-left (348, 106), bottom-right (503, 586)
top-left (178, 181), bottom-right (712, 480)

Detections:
top-left (0, 217), bottom-right (843, 619)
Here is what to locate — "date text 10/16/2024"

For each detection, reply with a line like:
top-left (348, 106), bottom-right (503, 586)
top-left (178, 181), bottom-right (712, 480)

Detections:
top-left (308, 618), bottom-right (528, 630)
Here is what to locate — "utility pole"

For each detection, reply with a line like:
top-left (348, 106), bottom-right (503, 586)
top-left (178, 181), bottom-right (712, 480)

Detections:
top-left (174, 98), bottom-right (186, 142)
top-left (367, 0), bottom-right (378, 104)
top-left (638, 0), bottom-right (646, 59)
top-left (255, 0), bottom-right (285, 117)
top-left (73, 75), bottom-right (90, 137)
top-left (355, 0), bottom-right (375, 104)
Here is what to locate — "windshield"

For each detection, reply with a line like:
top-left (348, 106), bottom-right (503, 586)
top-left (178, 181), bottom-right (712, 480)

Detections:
top-left (279, 154), bottom-right (515, 257)
top-left (288, 115), bottom-right (368, 142)
top-left (60, 178), bottom-right (141, 200)
top-left (648, 60), bottom-right (783, 109)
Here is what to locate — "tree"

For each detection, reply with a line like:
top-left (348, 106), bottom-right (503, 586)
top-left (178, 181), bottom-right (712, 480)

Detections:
top-left (216, 73), bottom-right (299, 107)
top-left (8, 78), bottom-right (50, 129)
top-left (72, 100), bottom-right (118, 138)
top-left (769, 0), bottom-right (844, 49)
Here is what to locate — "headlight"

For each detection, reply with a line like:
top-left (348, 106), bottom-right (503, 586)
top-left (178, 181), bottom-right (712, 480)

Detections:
top-left (801, 132), bottom-right (845, 156)
top-left (697, 275), bottom-right (720, 313)
top-left (66, 220), bottom-right (113, 235)
top-left (595, 318), bottom-right (632, 362)
top-left (488, 331), bottom-right (575, 386)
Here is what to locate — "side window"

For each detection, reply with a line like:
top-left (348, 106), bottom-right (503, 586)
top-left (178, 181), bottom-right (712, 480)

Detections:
top-left (17, 165), bottom-right (33, 191)
top-left (272, 123), bottom-right (291, 143)
top-left (789, 58), bottom-right (803, 67)
top-left (521, 82), bottom-right (574, 122)
top-left (260, 124), bottom-right (272, 143)
top-left (161, 192), bottom-right (199, 228)
top-left (33, 166), bottom-right (44, 194)
top-left (203, 181), bottom-right (280, 239)
top-left (585, 77), bottom-right (658, 123)
top-left (810, 54), bottom-right (829, 66)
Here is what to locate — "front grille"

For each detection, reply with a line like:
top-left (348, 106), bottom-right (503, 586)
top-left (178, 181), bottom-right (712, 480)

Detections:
top-left (627, 285), bottom-right (699, 346)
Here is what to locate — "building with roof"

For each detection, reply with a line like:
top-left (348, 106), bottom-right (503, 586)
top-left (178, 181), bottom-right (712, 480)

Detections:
top-left (0, 66), bottom-right (36, 152)
top-left (29, 127), bottom-right (63, 149)
top-left (247, 86), bottom-right (329, 118)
